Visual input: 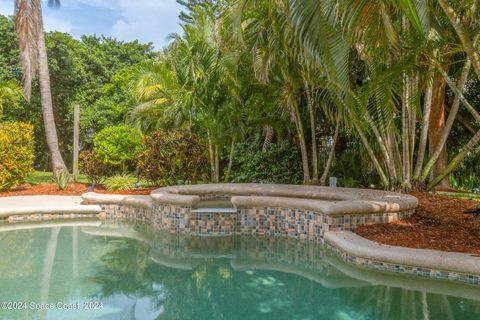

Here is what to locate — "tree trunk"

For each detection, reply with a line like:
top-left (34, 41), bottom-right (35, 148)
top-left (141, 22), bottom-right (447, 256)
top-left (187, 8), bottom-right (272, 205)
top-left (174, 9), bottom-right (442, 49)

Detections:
top-left (413, 79), bottom-right (433, 180)
top-left (421, 61), bottom-right (471, 182)
top-left (262, 125), bottom-right (274, 151)
top-left (320, 116), bottom-right (340, 186)
top-left (438, 0), bottom-right (480, 80)
top-left (214, 144), bottom-right (220, 183)
top-left (427, 74), bottom-right (449, 190)
top-left (224, 138), bottom-right (235, 182)
top-left (292, 103), bottom-right (310, 184)
top-left (306, 85), bottom-right (318, 184)
top-left (402, 75), bottom-right (411, 188)
top-left (427, 128), bottom-right (480, 190)
top-left (354, 122), bottom-right (390, 187)
top-left (207, 131), bottom-right (215, 182)
top-left (38, 30), bottom-right (67, 178)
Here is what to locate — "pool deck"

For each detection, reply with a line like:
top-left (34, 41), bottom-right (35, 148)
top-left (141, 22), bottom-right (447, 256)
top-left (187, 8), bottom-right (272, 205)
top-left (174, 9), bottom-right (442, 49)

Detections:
top-left (1, 188), bottom-right (479, 284)
top-left (0, 195), bottom-right (102, 219)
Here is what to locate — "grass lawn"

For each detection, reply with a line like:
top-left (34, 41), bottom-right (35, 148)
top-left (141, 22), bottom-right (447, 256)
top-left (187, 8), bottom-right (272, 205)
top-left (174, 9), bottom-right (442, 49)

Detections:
top-left (26, 171), bottom-right (90, 185)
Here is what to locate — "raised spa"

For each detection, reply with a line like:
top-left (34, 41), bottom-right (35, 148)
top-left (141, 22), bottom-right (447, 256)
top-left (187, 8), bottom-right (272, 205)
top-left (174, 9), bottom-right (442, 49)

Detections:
top-left (83, 183), bottom-right (418, 238)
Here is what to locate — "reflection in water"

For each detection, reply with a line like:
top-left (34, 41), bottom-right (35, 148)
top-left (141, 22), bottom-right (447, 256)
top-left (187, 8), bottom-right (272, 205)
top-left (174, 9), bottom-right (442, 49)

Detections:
top-left (0, 220), bottom-right (479, 319)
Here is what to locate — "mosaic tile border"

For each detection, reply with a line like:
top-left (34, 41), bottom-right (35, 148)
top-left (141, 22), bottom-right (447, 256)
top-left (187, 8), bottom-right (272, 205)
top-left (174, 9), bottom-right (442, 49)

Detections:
top-left (98, 203), bottom-right (415, 239)
top-left (325, 243), bottom-right (480, 286)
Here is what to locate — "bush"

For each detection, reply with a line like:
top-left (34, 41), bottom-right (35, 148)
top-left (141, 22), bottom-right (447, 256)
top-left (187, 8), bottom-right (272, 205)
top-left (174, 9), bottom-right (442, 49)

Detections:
top-left (93, 125), bottom-right (143, 173)
top-left (229, 143), bottom-right (303, 184)
top-left (104, 174), bottom-right (137, 191)
top-left (135, 131), bottom-right (208, 186)
top-left (79, 150), bottom-right (111, 184)
top-left (0, 122), bottom-right (35, 191)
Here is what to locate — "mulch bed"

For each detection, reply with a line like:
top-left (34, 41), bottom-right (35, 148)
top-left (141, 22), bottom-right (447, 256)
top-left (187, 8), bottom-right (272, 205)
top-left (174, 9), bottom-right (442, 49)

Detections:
top-left (0, 182), bottom-right (154, 197)
top-left (355, 192), bottom-right (480, 255)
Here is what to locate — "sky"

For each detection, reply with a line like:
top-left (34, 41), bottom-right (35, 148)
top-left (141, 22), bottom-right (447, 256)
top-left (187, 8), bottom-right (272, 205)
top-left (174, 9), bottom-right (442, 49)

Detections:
top-left (0, 0), bottom-right (184, 49)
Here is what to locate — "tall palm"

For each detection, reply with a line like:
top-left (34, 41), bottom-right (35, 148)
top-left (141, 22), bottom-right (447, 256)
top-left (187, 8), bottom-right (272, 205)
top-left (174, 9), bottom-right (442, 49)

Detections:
top-left (14, 0), bottom-right (67, 178)
top-left (287, 0), bottom-right (480, 190)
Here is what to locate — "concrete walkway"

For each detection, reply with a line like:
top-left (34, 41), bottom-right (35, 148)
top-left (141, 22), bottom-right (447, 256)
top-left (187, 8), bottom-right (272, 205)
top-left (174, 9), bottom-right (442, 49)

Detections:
top-left (0, 195), bottom-right (102, 218)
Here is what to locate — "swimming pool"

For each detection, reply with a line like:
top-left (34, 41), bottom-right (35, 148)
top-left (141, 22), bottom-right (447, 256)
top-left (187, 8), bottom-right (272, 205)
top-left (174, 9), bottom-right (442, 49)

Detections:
top-left (1, 220), bottom-right (479, 320)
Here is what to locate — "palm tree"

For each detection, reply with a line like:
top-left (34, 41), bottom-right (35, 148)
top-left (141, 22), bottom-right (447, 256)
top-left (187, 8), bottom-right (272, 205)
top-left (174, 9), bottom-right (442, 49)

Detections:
top-left (287, 0), bottom-right (480, 190)
top-left (14, 0), bottom-right (67, 179)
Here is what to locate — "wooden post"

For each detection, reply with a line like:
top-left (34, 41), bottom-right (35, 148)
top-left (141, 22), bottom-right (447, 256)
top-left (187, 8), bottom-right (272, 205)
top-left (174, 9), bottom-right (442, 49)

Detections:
top-left (72, 104), bottom-right (80, 181)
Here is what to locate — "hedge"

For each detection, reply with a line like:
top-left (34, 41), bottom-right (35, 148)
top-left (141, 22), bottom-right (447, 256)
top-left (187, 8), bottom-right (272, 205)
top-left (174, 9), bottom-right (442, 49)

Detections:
top-left (0, 122), bottom-right (35, 191)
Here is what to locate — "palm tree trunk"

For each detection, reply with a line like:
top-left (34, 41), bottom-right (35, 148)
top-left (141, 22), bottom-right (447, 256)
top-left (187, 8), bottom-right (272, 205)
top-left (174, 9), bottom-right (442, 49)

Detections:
top-left (402, 75), bottom-right (411, 188)
top-left (224, 138), bottom-right (235, 182)
top-left (292, 103), bottom-right (311, 184)
top-left (369, 118), bottom-right (397, 182)
top-left (262, 124), bottom-right (274, 151)
top-left (409, 75), bottom-right (417, 176)
top-left (38, 30), bottom-right (67, 178)
top-left (421, 60), bottom-right (471, 182)
top-left (214, 144), bottom-right (220, 183)
top-left (413, 78), bottom-right (433, 180)
top-left (207, 131), bottom-right (215, 182)
top-left (436, 64), bottom-right (480, 123)
top-left (427, 128), bottom-right (480, 190)
top-left (320, 116), bottom-right (340, 186)
top-left (354, 122), bottom-right (390, 187)
top-left (306, 85), bottom-right (318, 183)
top-left (427, 73), bottom-right (449, 189)
top-left (438, 0), bottom-right (480, 80)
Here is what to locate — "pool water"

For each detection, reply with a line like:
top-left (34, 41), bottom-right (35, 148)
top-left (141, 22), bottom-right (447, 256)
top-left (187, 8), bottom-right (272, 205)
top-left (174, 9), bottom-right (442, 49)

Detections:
top-left (0, 220), bottom-right (479, 320)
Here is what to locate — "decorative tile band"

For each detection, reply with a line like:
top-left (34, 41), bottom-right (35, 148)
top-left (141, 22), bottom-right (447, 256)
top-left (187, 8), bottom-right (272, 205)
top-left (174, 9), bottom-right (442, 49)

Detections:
top-left (325, 243), bottom-right (480, 286)
top-left (99, 203), bottom-right (414, 239)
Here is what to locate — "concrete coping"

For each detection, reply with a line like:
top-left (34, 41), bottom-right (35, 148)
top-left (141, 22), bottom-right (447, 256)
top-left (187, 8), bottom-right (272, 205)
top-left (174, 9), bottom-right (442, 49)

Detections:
top-left (325, 231), bottom-right (480, 276)
top-left (0, 196), bottom-right (102, 218)
top-left (82, 193), bottom-right (153, 209)
top-left (149, 184), bottom-right (418, 215)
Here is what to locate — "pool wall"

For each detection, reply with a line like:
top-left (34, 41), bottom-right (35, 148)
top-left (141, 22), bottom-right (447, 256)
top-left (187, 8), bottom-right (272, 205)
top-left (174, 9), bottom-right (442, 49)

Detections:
top-left (86, 184), bottom-right (417, 239)
top-left (78, 184), bottom-right (480, 285)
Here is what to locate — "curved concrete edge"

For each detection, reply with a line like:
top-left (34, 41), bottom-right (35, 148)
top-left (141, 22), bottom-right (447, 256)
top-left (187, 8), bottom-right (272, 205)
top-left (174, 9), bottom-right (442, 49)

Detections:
top-left (0, 220), bottom-right (102, 232)
top-left (323, 251), bottom-right (480, 301)
top-left (324, 231), bottom-right (480, 276)
top-left (0, 196), bottom-right (102, 218)
top-left (82, 192), bottom-right (153, 209)
top-left (151, 184), bottom-right (418, 214)
top-left (232, 196), bottom-right (409, 215)
top-left (150, 192), bottom-right (200, 207)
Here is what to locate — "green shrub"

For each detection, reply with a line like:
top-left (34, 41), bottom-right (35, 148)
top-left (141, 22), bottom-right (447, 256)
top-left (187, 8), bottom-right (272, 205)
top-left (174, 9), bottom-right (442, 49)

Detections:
top-left (135, 131), bottom-right (208, 186)
top-left (79, 150), bottom-right (111, 184)
top-left (229, 143), bottom-right (303, 184)
top-left (104, 174), bottom-right (137, 191)
top-left (0, 122), bottom-right (35, 191)
top-left (93, 125), bottom-right (143, 173)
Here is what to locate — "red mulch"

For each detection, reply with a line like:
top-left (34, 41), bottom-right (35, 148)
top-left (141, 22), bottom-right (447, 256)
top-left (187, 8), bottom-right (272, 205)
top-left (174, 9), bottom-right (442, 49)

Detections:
top-left (355, 192), bottom-right (480, 255)
top-left (0, 183), bottom-right (154, 197)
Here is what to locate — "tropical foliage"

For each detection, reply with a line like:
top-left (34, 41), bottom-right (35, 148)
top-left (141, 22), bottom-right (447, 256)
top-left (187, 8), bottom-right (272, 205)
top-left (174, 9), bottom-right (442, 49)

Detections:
top-left (3, 0), bottom-right (480, 191)
top-left (135, 131), bottom-right (208, 185)
top-left (93, 125), bottom-right (143, 173)
top-left (0, 122), bottom-right (34, 191)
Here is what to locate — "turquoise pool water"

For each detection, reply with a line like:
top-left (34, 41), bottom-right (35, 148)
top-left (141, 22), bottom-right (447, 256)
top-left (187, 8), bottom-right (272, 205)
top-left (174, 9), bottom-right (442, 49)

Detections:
top-left (0, 220), bottom-right (479, 320)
